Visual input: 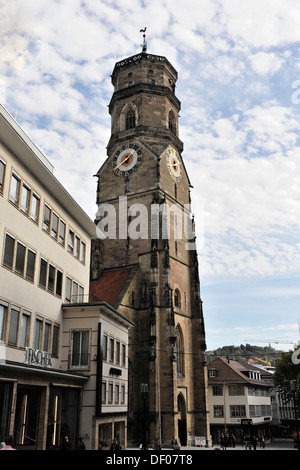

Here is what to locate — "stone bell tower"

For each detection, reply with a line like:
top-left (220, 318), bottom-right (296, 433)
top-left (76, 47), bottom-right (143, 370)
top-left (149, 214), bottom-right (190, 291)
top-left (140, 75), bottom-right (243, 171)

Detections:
top-left (91, 35), bottom-right (210, 447)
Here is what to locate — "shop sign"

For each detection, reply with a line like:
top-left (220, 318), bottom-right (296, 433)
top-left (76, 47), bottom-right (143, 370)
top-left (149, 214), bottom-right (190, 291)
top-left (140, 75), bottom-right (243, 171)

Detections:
top-left (24, 347), bottom-right (52, 367)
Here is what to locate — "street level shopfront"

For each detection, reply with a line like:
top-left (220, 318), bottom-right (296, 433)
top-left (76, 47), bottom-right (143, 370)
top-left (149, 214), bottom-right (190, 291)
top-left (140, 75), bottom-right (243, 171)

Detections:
top-left (0, 359), bottom-right (87, 450)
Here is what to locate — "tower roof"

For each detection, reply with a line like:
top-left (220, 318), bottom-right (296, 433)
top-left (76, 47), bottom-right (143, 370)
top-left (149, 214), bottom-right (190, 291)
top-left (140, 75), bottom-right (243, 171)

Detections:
top-left (111, 51), bottom-right (178, 83)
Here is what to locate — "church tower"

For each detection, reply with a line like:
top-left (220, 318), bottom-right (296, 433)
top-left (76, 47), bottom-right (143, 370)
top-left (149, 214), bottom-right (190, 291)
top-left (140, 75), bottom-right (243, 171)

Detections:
top-left (91, 36), bottom-right (210, 447)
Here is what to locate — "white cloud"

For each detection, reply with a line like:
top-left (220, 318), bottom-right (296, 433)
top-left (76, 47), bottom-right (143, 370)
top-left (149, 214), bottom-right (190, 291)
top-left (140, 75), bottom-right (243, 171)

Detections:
top-left (249, 52), bottom-right (284, 76)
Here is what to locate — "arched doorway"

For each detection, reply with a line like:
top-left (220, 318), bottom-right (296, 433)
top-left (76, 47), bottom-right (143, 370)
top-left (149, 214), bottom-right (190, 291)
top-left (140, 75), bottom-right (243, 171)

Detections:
top-left (177, 394), bottom-right (187, 446)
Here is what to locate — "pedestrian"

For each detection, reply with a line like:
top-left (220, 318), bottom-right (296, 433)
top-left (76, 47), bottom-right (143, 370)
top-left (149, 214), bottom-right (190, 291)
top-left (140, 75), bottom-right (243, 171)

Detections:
top-left (153, 436), bottom-right (161, 450)
top-left (76, 437), bottom-right (85, 450)
top-left (110, 438), bottom-right (120, 451)
top-left (244, 434), bottom-right (251, 450)
top-left (170, 437), bottom-right (180, 450)
top-left (61, 435), bottom-right (70, 450)
top-left (252, 435), bottom-right (257, 450)
top-left (0, 435), bottom-right (16, 450)
top-left (220, 433), bottom-right (227, 450)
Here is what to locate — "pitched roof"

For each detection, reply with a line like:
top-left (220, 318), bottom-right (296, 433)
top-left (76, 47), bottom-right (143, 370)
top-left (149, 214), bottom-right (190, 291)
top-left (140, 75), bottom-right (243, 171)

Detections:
top-left (90, 266), bottom-right (135, 308)
top-left (207, 357), bottom-right (272, 387)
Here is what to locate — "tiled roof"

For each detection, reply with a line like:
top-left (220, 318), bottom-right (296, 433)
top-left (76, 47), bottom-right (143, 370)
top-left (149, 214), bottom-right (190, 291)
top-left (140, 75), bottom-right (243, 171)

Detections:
top-left (90, 266), bottom-right (135, 308)
top-left (207, 357), bottom-right (272, 387)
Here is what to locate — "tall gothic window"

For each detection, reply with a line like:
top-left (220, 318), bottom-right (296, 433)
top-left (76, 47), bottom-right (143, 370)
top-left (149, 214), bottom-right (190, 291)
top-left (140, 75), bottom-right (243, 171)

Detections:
top-left (125, 109), bottom-right (136, 130)
top-left (168, 110), bottom-right (176, 135)
top-left (176, 325), bottom-right (184, 376)
top-left (174, 288), bottom-right (181, 308)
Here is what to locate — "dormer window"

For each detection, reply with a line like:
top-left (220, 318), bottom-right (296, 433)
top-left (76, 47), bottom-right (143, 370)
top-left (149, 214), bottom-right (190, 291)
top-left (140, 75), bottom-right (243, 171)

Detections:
top-left (209, 369), bottom-right (218, 378)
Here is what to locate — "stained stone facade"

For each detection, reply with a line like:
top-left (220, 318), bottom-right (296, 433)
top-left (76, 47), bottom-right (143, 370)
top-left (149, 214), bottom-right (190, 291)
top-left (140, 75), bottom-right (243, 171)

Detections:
top-left (91, 50), bottom-right (210, 447)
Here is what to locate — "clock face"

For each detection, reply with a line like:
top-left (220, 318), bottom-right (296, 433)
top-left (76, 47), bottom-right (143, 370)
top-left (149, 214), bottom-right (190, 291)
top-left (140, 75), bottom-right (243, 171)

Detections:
top-left (166, 147), bottom-right (181, 182)
top-left (112, 144), bottom-right (142, 177)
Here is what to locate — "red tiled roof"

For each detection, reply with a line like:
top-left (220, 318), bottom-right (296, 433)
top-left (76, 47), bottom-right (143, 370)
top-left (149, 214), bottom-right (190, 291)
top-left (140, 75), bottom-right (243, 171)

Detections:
top-left (90, 267), bottom-right (134, 308)
top-left (207, 357), bottom-right (272, 387)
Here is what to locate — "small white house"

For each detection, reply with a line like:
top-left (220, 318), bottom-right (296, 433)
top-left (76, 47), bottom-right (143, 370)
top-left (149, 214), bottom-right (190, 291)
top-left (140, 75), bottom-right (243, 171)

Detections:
top-left (207, 357), bottom-right (273, 445)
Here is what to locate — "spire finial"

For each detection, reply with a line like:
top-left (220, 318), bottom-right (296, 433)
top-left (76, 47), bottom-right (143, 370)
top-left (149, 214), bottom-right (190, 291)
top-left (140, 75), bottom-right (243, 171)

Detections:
top-left (140, 27), bottom-right (147, 52)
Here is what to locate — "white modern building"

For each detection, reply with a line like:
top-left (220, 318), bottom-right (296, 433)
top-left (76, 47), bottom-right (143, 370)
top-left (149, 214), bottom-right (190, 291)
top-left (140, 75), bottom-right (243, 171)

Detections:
top-left (62, 301), bottom-right (134, 449)
top-left (207, 357), bottom-right (273, 445)
top-left (0, 105), bottom-right (133, 450)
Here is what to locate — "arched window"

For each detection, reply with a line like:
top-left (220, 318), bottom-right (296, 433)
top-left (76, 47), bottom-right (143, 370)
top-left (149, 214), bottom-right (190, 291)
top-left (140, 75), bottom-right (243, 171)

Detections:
top-left (125, 108), bottom-right (136, 130)
top-left (175, 325), bottom-right (184, 375)
top-left (168, 110), bottom-right (176, 135)
top-left (174, 288), bottom-right (181, 308)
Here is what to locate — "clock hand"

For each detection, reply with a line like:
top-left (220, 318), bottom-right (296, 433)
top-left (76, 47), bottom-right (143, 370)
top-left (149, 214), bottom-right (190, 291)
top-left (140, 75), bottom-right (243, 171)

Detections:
top-left (115, 149), bottom-right (135, 169)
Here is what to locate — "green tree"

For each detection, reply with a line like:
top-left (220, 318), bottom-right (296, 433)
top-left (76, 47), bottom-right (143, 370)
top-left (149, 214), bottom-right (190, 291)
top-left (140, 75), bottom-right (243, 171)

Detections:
top-left (273, 347), bottom-right (300, 409)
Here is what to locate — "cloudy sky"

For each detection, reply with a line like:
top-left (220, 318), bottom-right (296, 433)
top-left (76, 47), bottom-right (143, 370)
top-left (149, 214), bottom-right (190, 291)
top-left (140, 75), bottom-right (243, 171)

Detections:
top-left (1, 0), bottom-right (300, 352)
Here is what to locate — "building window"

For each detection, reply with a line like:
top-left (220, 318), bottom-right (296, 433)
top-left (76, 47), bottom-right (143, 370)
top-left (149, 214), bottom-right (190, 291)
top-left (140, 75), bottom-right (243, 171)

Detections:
top-left (121, 385), bottom-right (125, 404)
top-left (102, 382), bottom-right (106, 404)
top-left (212, 385), bottom-right (223, 396)
top-left (26, 249), bottom-right (36, 281)
top-left (209, 369), bottom-right (217, 378)
top-left (66, 276), bottom-right (72, 301)
top-left (39, 257), bottom-right (63, 296)
top-left (214, 405), bottom-right (224, 418)
top-left (48, 264), bottom-right (55, 292)
top-left (71, 330), bottom-right (90, 368)
top-left (0, 301), bottom-right (8, 341)
top-left (30, 192), bottom-right (40, 223)
top-left (34, 316), bottom-right (43, 349)
top-left (43, 204), bottom-right (51, 232)
top-left (116, 341), bottom-right (120, 364)
top-left (230, 405), bottom-right (246, 418)
top-left (20, 310), bottom-right (31, 348)
top-left (3, 233), bottom-right (36, 282)
top-left (3, 233), bottom-right (15, 269)
top-left (59, 220), bottom-right (66, 245)
top-left (102, 334), bottom-right (108, 361)
top-left (168, 110), bottom-right (176, 135)
top-left (75, 235), bottom-right (80, 258)
top-left (125, 109), bottom-right (135, 130)
top-left (121, 344), bottom-right (126, 366)
top-left (43, 321), bottom-right (51, 352)
top-left (52, 324), bottom-right (60, 356)
top-left (56, 270), bottom-right (63, 297)
top-left (9, 172), bottom-right (21, 205)
top-left (0, 158), bottom-right (6, 194)
top-left (8, 305), bottom-right (20, 345)
top-left (51, 212), bottom-right (59, 239)
top-left (20, 183), bottom-right (31, 214)
top-left (39, 258), bottom-right (47, 288)
top-left (15, 241), bottom-right (26, 275)
top-left (228, 384), bottom-right (244, 396)
top-left (174, 289), bottom-right (181, 308)
top-left (108, 383), bottom-right (113, 403)
top-left (68, 229), bottom-right (74, 253)
top-left (78, 285), bottom-right (84, 302)
top-left (65, 277), bottom-right (83, 303)
top-left (175, 325), bottom-right (184, 375)
top-left (72, 281), bottom-right (78, 302)
top-left (80, 241), bottom-right (86, 263)
top-left (115, 384), bottom-right (119, 404)
top-left (109, 338), bottom-right (114, 362)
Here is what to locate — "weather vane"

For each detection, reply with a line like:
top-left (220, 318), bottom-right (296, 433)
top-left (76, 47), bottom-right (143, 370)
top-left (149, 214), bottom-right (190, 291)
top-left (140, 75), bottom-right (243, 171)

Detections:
top-left (140, 27), bottom-right (147, 52)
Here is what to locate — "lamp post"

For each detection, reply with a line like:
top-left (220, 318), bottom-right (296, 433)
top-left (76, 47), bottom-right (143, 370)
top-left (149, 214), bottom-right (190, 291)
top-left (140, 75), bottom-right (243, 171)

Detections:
top-left (290, 380), bottom-right (299, 450)
top-left (141, 383), bottom-right (148, 450)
